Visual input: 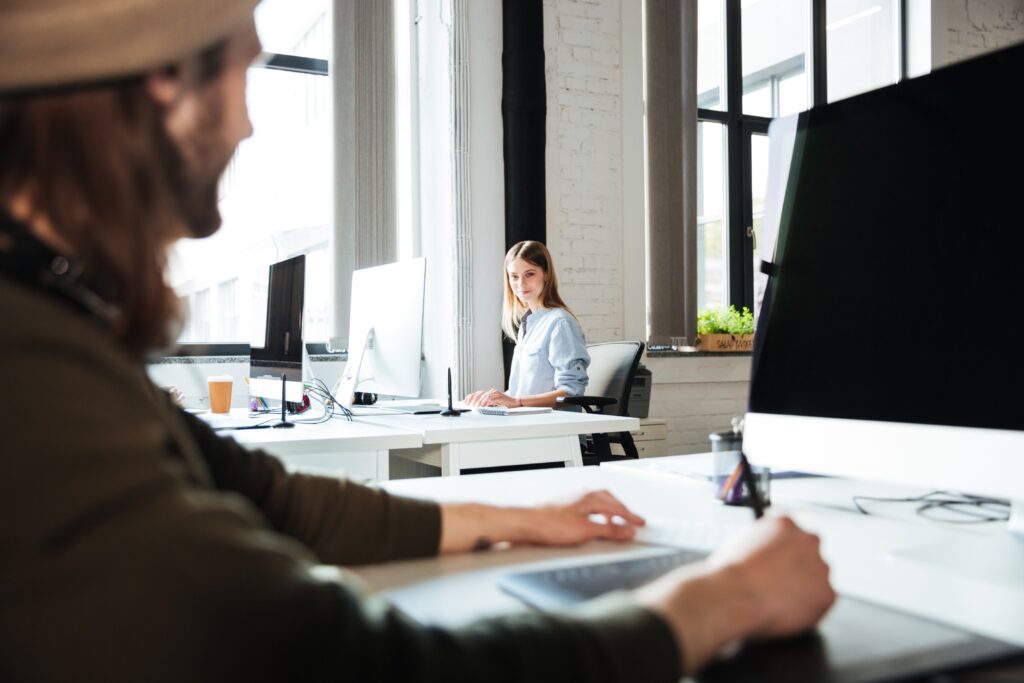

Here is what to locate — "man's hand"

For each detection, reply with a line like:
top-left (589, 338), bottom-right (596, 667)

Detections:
top-left (439, 490), bottom-right (646, 553)
top-left (635, 515), bottom-right (835, 676)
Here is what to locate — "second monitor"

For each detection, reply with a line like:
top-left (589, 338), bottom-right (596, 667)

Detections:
top-left (333, 257), bottom-right (426, 405)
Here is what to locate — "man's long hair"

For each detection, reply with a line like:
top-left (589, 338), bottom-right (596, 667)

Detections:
top-left (0, 47), bottom-right (226, 357)
top-left (500, 240), bottom-right (581, 342)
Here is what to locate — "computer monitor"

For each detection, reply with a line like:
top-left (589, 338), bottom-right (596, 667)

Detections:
top-left (743, 42), bottom-right (1024, 534)
top-left (333, 257), bottom-right (426, 404)
top-left (250, 254), bottom-right (305, 406)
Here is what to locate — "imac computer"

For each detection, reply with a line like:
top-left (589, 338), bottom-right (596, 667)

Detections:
top-left (333, 257), bottom-right (426, 406)
top-left (250, 254), bottom-right (305, 426)
top-left (743, 42), bottom-right (1024, 532)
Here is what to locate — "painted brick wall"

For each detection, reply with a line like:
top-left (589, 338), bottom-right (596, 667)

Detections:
top-left (943, 0), bottom-right (1024, 65)
top-left (645, 355), bottom-right (752, 455)
top-left (543, 0), bottom-right (625, 343)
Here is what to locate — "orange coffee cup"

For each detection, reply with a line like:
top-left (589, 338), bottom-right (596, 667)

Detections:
top-left (208, 375), bottom-right (233, 414)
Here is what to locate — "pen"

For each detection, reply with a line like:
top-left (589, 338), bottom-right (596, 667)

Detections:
top-left (719, 462), bottom-right (743, 501)
top-left (738, 450), bottom-right (765, 519)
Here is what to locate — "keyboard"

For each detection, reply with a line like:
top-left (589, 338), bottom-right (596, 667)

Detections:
top-left (499, 548), bottom-right (708, 610)
top-left (477, 406), bottom-right (553, 416)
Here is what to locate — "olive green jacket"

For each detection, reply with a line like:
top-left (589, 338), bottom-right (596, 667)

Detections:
top-left (0, 273), bottom-right (682, 682)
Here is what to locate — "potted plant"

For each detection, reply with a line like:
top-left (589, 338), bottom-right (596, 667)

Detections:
top-left (695, 305), bottom-right (755, 352)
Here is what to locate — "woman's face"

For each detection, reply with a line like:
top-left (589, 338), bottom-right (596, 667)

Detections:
top-left (507, 257), bottom-right (546, 308)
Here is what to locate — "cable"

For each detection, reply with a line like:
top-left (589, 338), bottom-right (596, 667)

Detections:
top-left (307, 376), bottom-right (353, 421)
top-left (852, 490), bottom-right (1010, 524)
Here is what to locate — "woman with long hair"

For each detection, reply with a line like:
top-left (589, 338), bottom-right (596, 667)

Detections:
top-left (465, 241), bottom-right (590, 408)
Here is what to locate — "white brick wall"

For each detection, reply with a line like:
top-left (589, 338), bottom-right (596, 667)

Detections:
top-left (645, 355), bottom-right (752, 456)
top-left (543, 0), bottom-right (625, 343)
top-left (938, 0), bottom-right (1024, 67)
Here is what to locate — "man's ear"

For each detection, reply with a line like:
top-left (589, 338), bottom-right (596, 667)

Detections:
top-left (145, 65), bottom-right (185, 107)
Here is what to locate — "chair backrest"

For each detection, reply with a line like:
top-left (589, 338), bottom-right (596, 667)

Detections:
top-left (585, 341), bottom-right (645, 417)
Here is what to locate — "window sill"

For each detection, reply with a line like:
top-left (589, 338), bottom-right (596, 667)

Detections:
top-left (646, 349), bottom-right (752, 359)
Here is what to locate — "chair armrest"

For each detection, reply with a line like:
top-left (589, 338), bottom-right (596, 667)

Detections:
top-left (558, 395), bottom-right (618, 413)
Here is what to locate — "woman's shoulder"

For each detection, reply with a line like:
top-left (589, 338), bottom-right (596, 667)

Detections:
top-left (545, 307), bottom-right (585, 337)
top-left (544, 306), bottom-right (577, 323)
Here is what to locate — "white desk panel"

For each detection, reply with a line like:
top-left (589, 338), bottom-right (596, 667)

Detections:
top-left (357, 411), bottom-right (639, 475)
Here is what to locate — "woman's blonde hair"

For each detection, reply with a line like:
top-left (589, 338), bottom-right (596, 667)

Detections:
top-left (501, 240), bottom-right (579, 341)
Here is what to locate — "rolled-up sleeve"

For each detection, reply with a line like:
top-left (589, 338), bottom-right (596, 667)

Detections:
top-left (548, 317), bottom-right (590, 396)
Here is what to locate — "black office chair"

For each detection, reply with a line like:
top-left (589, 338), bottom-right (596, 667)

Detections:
top-left (558, 341), bottom-right (645, 466)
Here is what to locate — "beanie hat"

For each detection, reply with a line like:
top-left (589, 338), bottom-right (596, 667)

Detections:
top-left (0, 0), bottom-right (260, 93)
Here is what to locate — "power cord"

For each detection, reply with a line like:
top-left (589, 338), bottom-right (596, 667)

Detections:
top-left (852, 491), bottom-right (1010, 524)
top-left (307, 377), bottom-right (353, 422)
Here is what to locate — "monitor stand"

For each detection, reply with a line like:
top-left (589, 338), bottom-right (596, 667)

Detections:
top-left (333, 327), bottom-right (373, 408)
top-left (272, 373), bottom-right (295, 429)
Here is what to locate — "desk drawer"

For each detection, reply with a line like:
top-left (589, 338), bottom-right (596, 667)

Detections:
top-left (611, 440), bottom-right (668, 458)
top-left (631, 420), bottom-right (667, 442)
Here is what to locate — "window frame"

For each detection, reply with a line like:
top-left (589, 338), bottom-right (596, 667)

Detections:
top-left (168, 51), bottom-right (329, 356)
top-left (699, 0), bottom-right (906, 313)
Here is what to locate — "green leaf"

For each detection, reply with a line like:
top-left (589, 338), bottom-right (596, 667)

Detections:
top-left (697, 305), bottom-right (754, 335)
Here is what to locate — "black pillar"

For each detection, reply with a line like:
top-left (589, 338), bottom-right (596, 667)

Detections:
top-left (501, 0), bottom-right (546, 383)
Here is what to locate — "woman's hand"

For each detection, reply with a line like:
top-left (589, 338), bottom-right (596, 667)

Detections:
top-left (463, 388), bottom-right (519, 407)
top-left (635, 515), bottom-right (835, 676)
top-left (162, 385), bottom-right (186, 407)
top-left (439, 490), bottom-right (646, 553)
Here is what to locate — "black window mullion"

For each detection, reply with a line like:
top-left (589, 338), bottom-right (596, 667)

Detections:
top-left (697, 109), bottom-right (729, 124)
top-left (727, 119), bottom-right (748, 310)
top-left (810, 0), bottom-right (826, 106)
top-left (741, 119), bottom-right (770, 314)
top-left (898, 0), bottom-right (908, 81)
top-left (256, 52), bottom-right (329, 77)
top-left (724, 0), bottom-right (748, 311)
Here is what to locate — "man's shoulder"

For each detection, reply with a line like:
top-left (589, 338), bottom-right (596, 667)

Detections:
top-left (0, 276), bottom-right (146, 404)
top-left (0, 276), bottom-right (122, 355)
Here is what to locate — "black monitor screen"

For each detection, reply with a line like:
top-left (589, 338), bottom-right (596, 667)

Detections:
top-left (250, 254), bottom-right (305, 382)
top-left (749, 43), bottom-right (1024, 433)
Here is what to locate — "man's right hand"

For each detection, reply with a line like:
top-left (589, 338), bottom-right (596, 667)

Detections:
top-left (635, 515), bottom-right (835, 676)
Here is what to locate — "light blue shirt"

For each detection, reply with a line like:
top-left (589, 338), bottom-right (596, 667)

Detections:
top-left (507, 307), bottom-right (590, 398)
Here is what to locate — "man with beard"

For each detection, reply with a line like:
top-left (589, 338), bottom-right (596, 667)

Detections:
top-left (0, 1), bottom-right (834, 681)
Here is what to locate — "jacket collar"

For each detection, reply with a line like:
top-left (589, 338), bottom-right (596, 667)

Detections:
top-left (0, 209), bottom-right (118, 324)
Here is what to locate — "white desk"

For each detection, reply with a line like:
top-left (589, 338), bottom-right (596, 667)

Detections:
top-left (357, 409), bottom-right (639, 475)
top-left (202, 410), bottom-right (421, 482)
top-left (201, 408), bottom-right (638, 481)
top-left (602, 456), bottom-right (1024, 649)
top-left (351, 464), bottom-right (1024, 661)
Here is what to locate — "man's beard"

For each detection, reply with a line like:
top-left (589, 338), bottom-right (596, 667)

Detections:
top-left (174, 163), bottom-right (225, 239)
top-left (163, 96), bottom-right (234, 239)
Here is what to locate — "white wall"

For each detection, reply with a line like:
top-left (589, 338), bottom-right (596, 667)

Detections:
top-left (415, 0), bottom-right (505, 399)
top-left (909, 0), bottom-right (1024, 75)
top-left (467, 0), bottom-right (507, 394)
top-left (543, 0), bottom-right (631, 343)
top-left (933, 0), bottom-right (1024, 68)
top-left (415, 0), bottom-right (455, 400)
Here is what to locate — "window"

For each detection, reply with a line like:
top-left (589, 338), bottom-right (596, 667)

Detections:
top-left (697, 121), bottom-right (727, 311)
top-left (169, 0), bottom-right (331, 345)
top-left (695, 0), bottom-right (904, 313)
top-left (827, 0), bottom-right (900, 102)
top-left (741, 0), bottom-right (808, 117)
